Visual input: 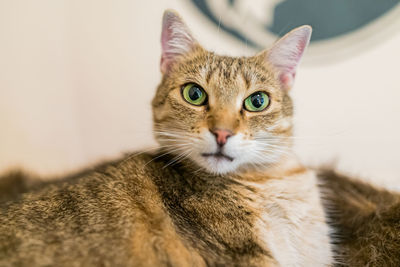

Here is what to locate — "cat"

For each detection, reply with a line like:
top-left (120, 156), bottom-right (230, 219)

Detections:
top-left (0, 10), bottom-right (334, 266)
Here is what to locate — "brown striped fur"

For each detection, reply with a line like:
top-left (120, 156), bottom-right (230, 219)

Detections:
top-left (318, 169), bottom-right (400, 266)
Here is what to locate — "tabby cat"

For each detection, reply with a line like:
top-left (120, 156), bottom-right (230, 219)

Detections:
top-left (0, 10), bottom-right (335, 266)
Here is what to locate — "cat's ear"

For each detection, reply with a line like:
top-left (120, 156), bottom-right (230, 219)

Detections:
top-left (160, 10), bottom-right (198, 74)
top-left (263, 25), bottom-right (312, 90)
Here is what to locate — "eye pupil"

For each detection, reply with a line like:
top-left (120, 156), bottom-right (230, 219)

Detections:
top-left (189, 86), bottom-right (202, 101)
top-left (251, 93), bottom-right (264, 108)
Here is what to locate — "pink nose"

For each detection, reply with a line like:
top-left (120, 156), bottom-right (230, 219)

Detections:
top-left (211, 129), bottom-right (233, 146)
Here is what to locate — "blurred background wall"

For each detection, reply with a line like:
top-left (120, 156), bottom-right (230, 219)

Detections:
top-left (0, 0), bottom-right (399, 189)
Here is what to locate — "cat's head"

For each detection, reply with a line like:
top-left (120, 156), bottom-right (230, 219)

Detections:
top-left (152, 10), bottom-right (311, 174)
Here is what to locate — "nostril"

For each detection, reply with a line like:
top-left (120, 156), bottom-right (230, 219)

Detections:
top-left (211, 129), bottom-right (233, 146)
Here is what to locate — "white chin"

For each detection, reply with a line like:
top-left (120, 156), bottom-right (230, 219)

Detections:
top-left (198, 156), bottom-right (240, 174)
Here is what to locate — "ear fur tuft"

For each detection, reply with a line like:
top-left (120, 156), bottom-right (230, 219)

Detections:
top-left (160, 10), bottom-right (197, 74)
top-left (267, 25), bottom-right (312, 90)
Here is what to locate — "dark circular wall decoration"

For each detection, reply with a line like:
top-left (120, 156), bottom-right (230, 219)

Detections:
top-left (187, 0), bottom-right (400, 63)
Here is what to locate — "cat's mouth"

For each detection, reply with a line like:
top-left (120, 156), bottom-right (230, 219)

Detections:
top-left (201, 152), bottom-right (234, 162)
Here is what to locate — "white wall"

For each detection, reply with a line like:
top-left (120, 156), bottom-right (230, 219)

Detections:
top-left (0, 0), bottom-right (399, 189)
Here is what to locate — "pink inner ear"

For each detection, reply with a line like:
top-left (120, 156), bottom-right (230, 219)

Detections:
top-left (290, 37), bottom-right (308, 71)
top-left (280, 40), bottom-right (305, 88)
top-left (160, 15), bottom-right (176, 73)
top-left (161, 19), bottom-right (172, 54)
top-left (160, 23), bottom-right (172, 73)
top-left (296, 38), bottom-right (307, 59)
top-left (280, 73), bottom-right (294, 88)
top-left (160, 11), bottom-right (196, 74)
top-left (267, 25), bottom-right (312, 90)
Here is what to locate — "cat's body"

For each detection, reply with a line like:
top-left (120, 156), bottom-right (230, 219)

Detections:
top-left (319, 169), bottom-right (400, 266)
top-left (3, 160), bottom-right (400, 266)
top-left (0, 10), bottom-right (336, 266)
top-left (0, 153), bottom-right (332, 266)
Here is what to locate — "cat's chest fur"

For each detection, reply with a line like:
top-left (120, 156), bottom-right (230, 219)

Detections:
top-left (152, 160), bottom-right (333, 266)
top-left (241, 169), bottom-right (333, 266)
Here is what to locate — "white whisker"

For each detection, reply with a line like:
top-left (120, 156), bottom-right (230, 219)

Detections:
top-left (163, 149), bottom-right (193, 169)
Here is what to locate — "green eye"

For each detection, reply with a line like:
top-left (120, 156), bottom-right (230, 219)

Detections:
top-left (182, 83), bottom-right (207, 106)
top-left (244, 91), bottom-right (270, 112)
